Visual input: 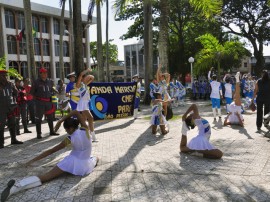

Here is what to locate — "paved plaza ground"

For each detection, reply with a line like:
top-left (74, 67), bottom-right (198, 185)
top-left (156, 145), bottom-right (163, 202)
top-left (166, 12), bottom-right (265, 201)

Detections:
top-left (1, 100), bottom-right (270, 202)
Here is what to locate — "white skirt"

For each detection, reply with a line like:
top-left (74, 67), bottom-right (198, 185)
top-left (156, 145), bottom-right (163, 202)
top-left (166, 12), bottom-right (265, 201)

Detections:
top-left (77, 100), bottom-right (90, 111)
top-left (57, 155), bottom-right (97, 176)
top-left (228, 114), bottom-right (244, 124)
top-left (187, 134), bottom-right (215, 150)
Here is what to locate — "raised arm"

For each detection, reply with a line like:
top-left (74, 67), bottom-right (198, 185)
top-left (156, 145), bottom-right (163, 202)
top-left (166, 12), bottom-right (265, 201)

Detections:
top-left (76, 68), bottom-right (92, 88)
top-left (165, 73), bottom-right (170, 84)
top-left (55, 110), bottom-right (88, 132)
top-left (182, 104), bottom-right (200, 120)
top-left (156, 64), bottom-right (162, 83)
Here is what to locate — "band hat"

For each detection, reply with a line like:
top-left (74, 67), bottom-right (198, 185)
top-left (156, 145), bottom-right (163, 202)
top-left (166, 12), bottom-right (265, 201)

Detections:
top-left (132, 74), bottom-right (139, 78)
top-left (67, 72), bottom-right (76, 78)
top-left (39, 67), bottom-right (48, 73)
top-left (0, 70), bottom-right (8, 74)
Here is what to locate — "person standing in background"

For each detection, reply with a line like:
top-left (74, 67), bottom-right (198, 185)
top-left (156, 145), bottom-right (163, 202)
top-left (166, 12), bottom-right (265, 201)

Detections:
top-left (66, 72), bottom-right (79, 111)
top-left (15, 78), bottom-right (31, 135)
top-left (133, 74), bottom-right (141, 119)
top-left (31, 67), bottom-right (59, 139)
top-left (23, 78), bottom-right (35, 124)
top-left (0, 70), bottom-right (23, 148)
top-left (252, 70), bottom-right (270, 131)
top-left (208, 69), bottom-right (223, 119)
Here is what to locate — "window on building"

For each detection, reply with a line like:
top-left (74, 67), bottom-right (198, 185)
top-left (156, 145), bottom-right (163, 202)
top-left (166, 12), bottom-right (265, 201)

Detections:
top-left (64, 63), bottom-right (70, 76)
top-left (53, 19), bottom-right (60, 35)
top-left (32, 16), bottom-right (39, 32)
top-left (43, 62), bottom-right (51, 77)
top-left (40, 17), bottom-right (48, 33)
top-left (54, 40), bottom-right (59, 56)
top-left (42, 39), bottom-right (50, 56)
top-left (244, 62), bottom-right (248, 68)
top-left (17, 12), bottom-right (25, 30)
top-left (5, 10), bottom-right (15, 29)
top-left (63, 41), bottom-right (69, 57)
top-left (114, 70), bottom-right (124, 75)
top-left (55, 62), bottom-right (60, 78)
top-left (7, 36), bottom-right (17, 54)
top-left (34, 38), bottom-right (40, 55)
top-left (21, 62), bottom-right (28, 78)
top-left (19, 37), bottom-right (27, 55)
top-left (36, 62), bottom-right (42, 68)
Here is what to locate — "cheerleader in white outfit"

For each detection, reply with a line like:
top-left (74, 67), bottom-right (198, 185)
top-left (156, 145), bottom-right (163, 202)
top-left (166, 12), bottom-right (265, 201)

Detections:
top-left (76, 68), bottom-right (97, 141)
top-left (180, 104), bottom-right (223, 159)
top-left (151, 92), bottom-right (169, 135)
top-left (1, 111), bottom-right (98, 202)
top-left (224, 72), bottom-right (244, 127)
top-left (156, 64), bottom-right (171, 117)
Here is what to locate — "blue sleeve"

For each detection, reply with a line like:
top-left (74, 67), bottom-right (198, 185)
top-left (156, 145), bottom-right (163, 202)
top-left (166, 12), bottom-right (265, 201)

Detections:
top-left (66, 83), bottom-right (71, 93)
top-left (232, 85), bottom-right (235, 92)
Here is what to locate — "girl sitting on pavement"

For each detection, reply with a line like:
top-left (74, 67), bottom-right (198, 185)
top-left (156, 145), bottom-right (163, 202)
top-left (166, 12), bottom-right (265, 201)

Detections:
top-left (151, 92), bottom-right (171, 135)
top-left (223, 72), bottom-right (244, 127)
top-left (180, 104), bottom-right (223, 159)
top-left (1, 111), bottom-right (98, 202)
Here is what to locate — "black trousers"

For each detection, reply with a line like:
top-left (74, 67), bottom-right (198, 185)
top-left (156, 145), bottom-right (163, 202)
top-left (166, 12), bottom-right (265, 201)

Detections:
top-left (256, 100), bottom-right (270, 129)
top-left (35, 100), bottom-right (54, 135)
top-left (0, 109), bottom-right (17, 146)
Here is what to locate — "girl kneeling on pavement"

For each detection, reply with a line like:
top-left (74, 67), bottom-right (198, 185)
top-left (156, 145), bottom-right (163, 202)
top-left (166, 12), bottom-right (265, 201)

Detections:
top-left (180, 104), bottom-right (223, 159)
top-left (1, 111), bottom-right (98, 202)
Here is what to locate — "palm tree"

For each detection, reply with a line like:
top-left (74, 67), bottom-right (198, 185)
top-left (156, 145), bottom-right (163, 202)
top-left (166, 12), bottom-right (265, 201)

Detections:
top-left (105, 0), bottom-right (110, 82)
top-left (59, 0), bottom-right (67, 81)
top-left (69, 0), bottom-right (74, 71)
top-left (73, 0), bottom-right (84, 76)
top-left (114, 0), bottom-right (154, 103)
top-left (88, 0), bottom-right (104, 82)
top-left (23, 0), bottom-right (36, 79)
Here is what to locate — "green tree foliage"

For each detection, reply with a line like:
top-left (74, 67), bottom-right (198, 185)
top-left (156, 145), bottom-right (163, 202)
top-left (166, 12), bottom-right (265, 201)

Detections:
top-left (90, 40), bottom-right (118, 65)
top-left (219, 0), bottom-right (270, 75)
top-left (0, 56), bottom-right (23, 79)
top-left (194, 34), bottom-right (250, 77)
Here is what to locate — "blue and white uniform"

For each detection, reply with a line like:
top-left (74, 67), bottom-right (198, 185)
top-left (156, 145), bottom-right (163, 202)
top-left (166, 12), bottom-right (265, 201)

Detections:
top-left (187, 118), bottom-right (215, 150)
top-left (169, 81), bottom-right (176, 98)
top-left (150, 102), bottom-right (167, 126)
top-left (175, 80), bottom-right (186, 101)
top-left (76, 83), bottom-right (90, 111)
top-left (224, 83), bottom-right (235, 112)
top-left (158, 80), bottom-right (171, 101)
top-left (149, 82), bottom-right (159, 100)
top-left (210, 80), bottom-right (222, 108)
top-left (57, 128), bottom-right (97, 176)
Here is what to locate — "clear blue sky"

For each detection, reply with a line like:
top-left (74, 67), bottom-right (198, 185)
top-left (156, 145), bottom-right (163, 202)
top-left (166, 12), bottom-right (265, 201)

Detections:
top-left (31, 0), bottom-right (138, 60)
top-left (31, 0), bottom-right (270, 58)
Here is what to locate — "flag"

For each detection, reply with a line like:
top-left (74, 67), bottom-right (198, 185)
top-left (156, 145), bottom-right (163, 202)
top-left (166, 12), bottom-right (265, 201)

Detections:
top-left (16, 28), bottom-right (25, 41)
top-left (87, 0), bottom-right (95, 22)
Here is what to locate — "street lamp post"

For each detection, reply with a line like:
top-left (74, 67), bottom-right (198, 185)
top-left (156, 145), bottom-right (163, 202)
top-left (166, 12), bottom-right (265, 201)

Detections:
top-left (188, 57), bottom-right (194, 84)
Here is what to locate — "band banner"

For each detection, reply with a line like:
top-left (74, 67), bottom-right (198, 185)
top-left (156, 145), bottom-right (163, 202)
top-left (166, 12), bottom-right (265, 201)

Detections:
top-left (89, 82), bottom-right (137, 120)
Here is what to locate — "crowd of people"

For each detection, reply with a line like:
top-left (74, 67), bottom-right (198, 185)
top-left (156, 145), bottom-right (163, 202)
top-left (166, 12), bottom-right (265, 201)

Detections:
top-left (1, 64), bottom-right (270, 201)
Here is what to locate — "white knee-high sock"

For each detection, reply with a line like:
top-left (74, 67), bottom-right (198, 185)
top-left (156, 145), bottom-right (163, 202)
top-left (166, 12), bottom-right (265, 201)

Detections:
top-left (226, 104), bottom-right (230, 113)
top-left (90, 131), bottom-right (97, 142)
top-left (134, 109), bottom-right (138, 118)
top-left (212, 108), bottom-right (217, 118)
top-left (218, 108), bottom-right (222, 117)
top-left (10, 176), bottom-right (41, 195)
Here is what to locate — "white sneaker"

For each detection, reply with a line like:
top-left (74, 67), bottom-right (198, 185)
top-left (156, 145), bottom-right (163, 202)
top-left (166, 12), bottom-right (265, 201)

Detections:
top-left (91, 132), bottom-right (98, 142)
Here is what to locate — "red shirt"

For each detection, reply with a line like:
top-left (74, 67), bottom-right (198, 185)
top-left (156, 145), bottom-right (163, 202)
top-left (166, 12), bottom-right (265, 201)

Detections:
top-left (24, 85), bottom-right (33, 100)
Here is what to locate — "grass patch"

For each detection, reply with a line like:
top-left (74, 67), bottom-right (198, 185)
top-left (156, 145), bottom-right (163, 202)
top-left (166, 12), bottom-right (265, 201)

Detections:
top-left (143, 115), bottom-right (182, 121)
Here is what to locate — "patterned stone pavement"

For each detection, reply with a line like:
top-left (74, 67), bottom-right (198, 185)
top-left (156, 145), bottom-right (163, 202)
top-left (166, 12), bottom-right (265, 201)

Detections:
top-left (1, 100), bottom-right (270, 202)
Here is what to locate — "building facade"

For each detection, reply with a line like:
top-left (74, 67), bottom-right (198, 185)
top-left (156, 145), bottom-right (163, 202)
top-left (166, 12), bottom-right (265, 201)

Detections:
top-left (0, 0), bottom-right (96, 82)
top-left (124, 41), bottom-right (158, 81)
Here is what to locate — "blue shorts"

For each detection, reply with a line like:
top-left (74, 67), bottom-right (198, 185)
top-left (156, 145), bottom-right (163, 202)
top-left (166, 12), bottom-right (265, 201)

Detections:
top-left (225, 97), bottom-right (233, 105)
top-left (69, 100), bottom-right (77, 111)
top-left (211, 98), bottom-right (221, 108)
top-left (134, 97), bottom-right (140, 109)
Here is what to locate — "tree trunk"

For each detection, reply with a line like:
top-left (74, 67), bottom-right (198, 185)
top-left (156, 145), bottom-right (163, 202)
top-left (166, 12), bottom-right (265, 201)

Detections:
top-left (59, 0), bottom-right (66, 81)
top-left (23, 0), bottom-right (36, 80)
top-left (97, 2), bottom-right (104, 81)
top-left (0, 11), bottom-right (4, 58)
top-left (73, 0), bottom-right (84, 76)
top-left (254, 48), bottom-right (265, 76)
top-left (158, 0), bottom-right (169, 72)
top-left (69, 0), bottom-right (74, 72)
top-left (143, 0), bottom-right (153, 105)
top-left (106, 0), bottom-right (110, 82)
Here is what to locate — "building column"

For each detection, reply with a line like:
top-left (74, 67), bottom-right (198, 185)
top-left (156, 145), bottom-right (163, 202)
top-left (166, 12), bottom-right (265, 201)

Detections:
top-left (86, 26), bottom-right (90, 69)
top-left (49, 16), bottom-right (56, 81)
top-left (0, 7), bottom-right (8, 68)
